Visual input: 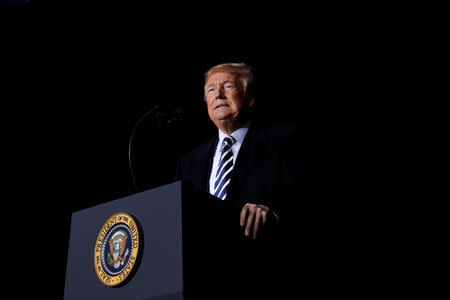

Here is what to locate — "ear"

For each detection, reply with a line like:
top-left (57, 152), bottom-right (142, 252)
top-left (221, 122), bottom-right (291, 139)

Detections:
top-left (249, 98), bottom-right (255, 108)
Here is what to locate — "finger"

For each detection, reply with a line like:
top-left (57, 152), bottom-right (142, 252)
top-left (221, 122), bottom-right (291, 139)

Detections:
top-left (256, 205), bottom-right (269, 225)
top-left (245, 211), bottom-right (254, 237)
top-left (240, 204), bottom-right (249, 227)
top-left (253, 213), bottom-right (261, 239)
top-left (261, 209), bottom-right (268, 225)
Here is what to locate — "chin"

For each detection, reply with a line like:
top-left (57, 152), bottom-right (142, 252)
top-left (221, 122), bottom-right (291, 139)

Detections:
top-left (214, 111), bottom-right (232, 120)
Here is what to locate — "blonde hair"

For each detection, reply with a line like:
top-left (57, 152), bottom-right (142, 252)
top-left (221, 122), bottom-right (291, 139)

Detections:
top-left (204, 63), bottom-right (255, 100)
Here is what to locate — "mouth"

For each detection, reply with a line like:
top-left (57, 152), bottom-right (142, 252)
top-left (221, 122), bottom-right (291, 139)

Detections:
top-left (214, 103), bottom-right (229, 110)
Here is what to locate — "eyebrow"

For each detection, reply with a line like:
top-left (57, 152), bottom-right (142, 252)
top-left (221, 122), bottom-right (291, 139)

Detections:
top-left (205, 79), bottom-right (234, 89)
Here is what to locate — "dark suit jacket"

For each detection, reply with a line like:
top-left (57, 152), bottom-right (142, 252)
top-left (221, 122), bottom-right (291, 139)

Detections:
top-left (175, 122), bottom-right (314, 297)
top-left (175, 122), bottom-right (311, 221)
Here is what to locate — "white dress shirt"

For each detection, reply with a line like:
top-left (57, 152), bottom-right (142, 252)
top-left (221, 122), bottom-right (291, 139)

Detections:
top-left (209, 123), bottom-right (250, 195)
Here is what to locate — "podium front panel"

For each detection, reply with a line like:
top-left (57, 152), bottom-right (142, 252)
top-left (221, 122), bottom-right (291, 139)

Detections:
top-left (64, 181), bottom-right (184, 300)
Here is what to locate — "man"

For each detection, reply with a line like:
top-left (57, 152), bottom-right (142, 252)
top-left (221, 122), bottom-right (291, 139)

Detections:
top-left (176, 62), bottom-right (310, 240)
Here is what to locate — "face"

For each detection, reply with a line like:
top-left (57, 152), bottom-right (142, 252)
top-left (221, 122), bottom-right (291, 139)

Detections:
top-left (205, 72), bottom-right (254, 127)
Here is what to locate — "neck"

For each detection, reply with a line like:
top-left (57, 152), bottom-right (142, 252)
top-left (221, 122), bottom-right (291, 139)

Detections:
top-left (216, 119), bottom-right (250, 135)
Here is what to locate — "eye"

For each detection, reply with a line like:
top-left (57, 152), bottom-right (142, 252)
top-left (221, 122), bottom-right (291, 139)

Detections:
top-left (207, 87), bottom-right (215, 93)
top-left (224, 84), bottom-right (234, 89)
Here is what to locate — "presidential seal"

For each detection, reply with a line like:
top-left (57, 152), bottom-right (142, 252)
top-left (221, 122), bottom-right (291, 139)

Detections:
top-left (94, 212), bottom-right (142, 286)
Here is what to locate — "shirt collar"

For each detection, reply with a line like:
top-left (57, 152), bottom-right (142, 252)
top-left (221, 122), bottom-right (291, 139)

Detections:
top-left (217, 121), bottom-right (251, 147)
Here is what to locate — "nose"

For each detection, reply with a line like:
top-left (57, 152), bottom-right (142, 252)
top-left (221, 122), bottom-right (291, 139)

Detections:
top-left (215, 86), bottom-right (225, 100)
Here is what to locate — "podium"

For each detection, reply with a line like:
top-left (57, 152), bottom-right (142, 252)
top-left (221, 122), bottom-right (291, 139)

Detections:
top-left (64, 181), bottom-right (242, 300)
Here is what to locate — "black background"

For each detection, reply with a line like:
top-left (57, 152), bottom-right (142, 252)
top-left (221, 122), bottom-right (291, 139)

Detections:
top-left (3, 1), bottom-right (403, 298)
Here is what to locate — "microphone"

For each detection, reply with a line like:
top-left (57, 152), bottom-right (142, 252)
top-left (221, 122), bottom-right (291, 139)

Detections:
top-left (128, 104), bottom-right (184, 193)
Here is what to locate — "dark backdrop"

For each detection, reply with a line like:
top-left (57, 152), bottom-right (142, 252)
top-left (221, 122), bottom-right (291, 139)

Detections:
top-left (3, 2), bottom-right (396, 298)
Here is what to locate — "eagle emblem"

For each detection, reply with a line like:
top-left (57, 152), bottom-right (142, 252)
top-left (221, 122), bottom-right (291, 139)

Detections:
top-left (107, 230), bottom-right (130, 268)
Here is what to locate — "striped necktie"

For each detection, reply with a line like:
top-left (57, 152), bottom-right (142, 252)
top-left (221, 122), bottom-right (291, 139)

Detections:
top-left (213, 136), bottom-right (236, 200)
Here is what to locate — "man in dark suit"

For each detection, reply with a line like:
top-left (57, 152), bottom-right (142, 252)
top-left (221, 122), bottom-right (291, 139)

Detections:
top-left (175, 62), bottom-right (310, 240)
top-left (175, 62), bottom-right (312, 297)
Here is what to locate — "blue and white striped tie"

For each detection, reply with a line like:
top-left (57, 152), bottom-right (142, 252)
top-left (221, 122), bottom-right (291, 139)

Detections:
top-left (213, 136), bottom-right (236, 200)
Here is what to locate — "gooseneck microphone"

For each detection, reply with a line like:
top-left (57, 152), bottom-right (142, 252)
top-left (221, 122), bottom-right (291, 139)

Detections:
top-left (128, 104), bottom-right (184, 193)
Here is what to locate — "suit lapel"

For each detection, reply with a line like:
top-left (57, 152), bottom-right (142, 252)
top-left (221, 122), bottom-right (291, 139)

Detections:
top-left (228, 125), bottom-right (267, 202)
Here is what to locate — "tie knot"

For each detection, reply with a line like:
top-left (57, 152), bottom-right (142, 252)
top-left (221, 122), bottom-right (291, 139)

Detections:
top-left (223, 136), bottom-right (236, 146)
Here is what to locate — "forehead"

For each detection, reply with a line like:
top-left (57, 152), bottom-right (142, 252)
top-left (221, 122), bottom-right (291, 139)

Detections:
top-left (206, 72), bottom-right (238, 85)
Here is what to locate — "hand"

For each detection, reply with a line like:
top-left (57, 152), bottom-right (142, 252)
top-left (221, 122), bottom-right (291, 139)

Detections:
top-left (240, 203), bottom-right (270, 239)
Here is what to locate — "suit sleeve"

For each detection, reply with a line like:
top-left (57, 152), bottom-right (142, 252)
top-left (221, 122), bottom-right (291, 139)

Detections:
top-left (246, 125), bottom-right (310, 222)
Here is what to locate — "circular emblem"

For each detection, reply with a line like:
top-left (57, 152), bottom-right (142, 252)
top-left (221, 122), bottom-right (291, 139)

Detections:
top-left (94, 212), bottom-right (142, 286)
